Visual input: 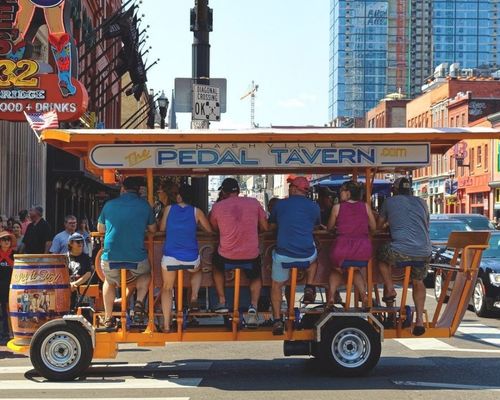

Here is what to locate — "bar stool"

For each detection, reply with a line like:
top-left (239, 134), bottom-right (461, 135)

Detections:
top-left (281, 261), bottom-right (310, 336)
top-left (340, 259), bottom-right (373, 310)
top-left (223, 261), bottom-right (254, 335)
top-left (169, 264), bottom-right (195, 335)
top-left (395, 260), bottom-right (426, 330)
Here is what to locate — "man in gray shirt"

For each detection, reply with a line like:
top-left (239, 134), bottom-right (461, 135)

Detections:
top-left (377, 177), bottom-right (431, 336)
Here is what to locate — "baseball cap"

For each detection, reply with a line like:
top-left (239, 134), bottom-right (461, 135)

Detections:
top-left (218, 177), bottom-right (240, 193)
top-left (289, 176), bottom-right (310, 192)
top-left (393, 177), bottom-right (411, 191)
top-left (68, 232), bottom-right (85, 242)
top-left (123, 176), bottom-right (144, 191)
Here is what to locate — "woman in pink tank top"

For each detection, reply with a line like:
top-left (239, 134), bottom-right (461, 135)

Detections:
top-left (327, 181), bottom-right (376, 307)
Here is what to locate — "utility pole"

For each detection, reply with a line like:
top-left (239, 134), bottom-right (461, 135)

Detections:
top-left (190, 0), bottom-right (212, 212)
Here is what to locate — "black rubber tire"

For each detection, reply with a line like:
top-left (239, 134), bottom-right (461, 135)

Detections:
top-left (434, 272), bottom-right (449, 303)
top-left (473, 278), bottom-right (491, 318)
top-left (319, 317), bottom-right (381, 377)
top-left (30, 319), bottom-right (93, 381)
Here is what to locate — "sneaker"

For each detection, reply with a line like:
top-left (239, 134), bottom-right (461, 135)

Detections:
top-left (246, 305), bottom-right (258, 329)
top-left (214, 303), bottom-right (229, 313)
top-left (272, 320), bottom-right (284, 336)
top-left (303, 285), bottom-right (316, 304)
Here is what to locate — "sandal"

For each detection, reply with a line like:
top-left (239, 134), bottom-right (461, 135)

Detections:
top-left (412, 325), bottom-right (426, 336)
top-left (382, 294), bottom-right (396, 304)
top-left (97, 316), bottom-right (117, 332)
top-left (133, 300), bottom-right (147, 323)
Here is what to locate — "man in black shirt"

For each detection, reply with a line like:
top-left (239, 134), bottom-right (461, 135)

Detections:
top-left (67, 233), bottom-right (92, 308)
top-left (23, 206), bottom-right (52, 254)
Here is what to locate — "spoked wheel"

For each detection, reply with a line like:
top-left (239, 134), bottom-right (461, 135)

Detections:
top-left (319, 317), bottom-right (381, 377)
top-left (30, 319), bottom-right (93, 381)
top-left (434, 273), bottom-right (443, 300)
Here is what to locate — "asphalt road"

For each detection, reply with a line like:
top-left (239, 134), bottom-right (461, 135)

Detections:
top-left (1, 291), bottom-right (500, 400)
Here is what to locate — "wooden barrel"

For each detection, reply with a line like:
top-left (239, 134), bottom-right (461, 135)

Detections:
top-left (9, 254), bottom-right (71, 346)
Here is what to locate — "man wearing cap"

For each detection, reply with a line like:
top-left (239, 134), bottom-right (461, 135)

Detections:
top-left (23, 206), bottom-right (52, 254)
top-left (209, 177), bottom-right (268, 327)
top-left (67, 232), bottom-right (92, 308)
top-left (377, 176), bottom-right (431, 336)
top-left (268, 176), bottom-right (321, 335)
top-left (50, 215), bottom-right (89, 255)
top-left (97, 177), bottom-right (157, 329)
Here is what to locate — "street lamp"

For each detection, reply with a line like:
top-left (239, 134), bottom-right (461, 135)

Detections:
top-left (158, 91), bottom-right (169, 129)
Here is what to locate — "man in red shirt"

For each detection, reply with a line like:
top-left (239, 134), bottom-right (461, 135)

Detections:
top-left (210, 178), bottom-right (268, 327)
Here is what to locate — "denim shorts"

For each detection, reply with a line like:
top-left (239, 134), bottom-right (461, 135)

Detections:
top-left (272, 249), bottom-right (317, 283)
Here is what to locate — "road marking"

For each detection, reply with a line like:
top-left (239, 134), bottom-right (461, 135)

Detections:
top-left (0, 361), bottom-right (212, 375)
top-left (0, 377), bottom-right (201, 390)
top-left (4, 398), bottom-right (189, 400)
top-left (393, 380), bottom-right (500, 391)
top-left (394, 338), bottom-right (455, 351)
top-left (457, 323), bottom-right (500, 347)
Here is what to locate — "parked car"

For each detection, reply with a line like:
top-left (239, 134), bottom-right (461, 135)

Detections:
top-left (426, 219), bottom-right (472, 287)
top-left (430, 213), bottom-right (495, 230)
top-left (433, 231), bottom-right (500, 317)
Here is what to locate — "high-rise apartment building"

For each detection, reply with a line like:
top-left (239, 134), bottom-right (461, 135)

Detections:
top-left (330, 0), bottom-right (500, 124)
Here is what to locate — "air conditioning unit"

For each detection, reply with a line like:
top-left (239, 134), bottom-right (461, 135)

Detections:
top-left (461, 68), bottom-right (474, 78)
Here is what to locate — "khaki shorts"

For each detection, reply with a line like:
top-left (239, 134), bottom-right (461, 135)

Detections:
top-left (376, 243), bottom-right (429, 281)
top-left (101, 258), bottom-right (151, 286)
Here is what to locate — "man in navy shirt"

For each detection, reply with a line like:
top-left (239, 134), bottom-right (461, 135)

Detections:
top-left (98, 177), bottom-right (156, 329)
top-left (269, 176), bottom-right (321, 335)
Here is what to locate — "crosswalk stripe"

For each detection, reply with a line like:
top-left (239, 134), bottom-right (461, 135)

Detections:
top-left (394, 338), bottom-right (455, 351)
top-left (393, 380), bottom-right (500, 391)
top-left (0, 361), bottom-right (212, 375)
top-left (0, 378), bottom-right (201, 390)
top-left (457, 323), bottom-right (500, 347)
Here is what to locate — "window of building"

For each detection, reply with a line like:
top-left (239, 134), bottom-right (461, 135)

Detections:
top-left (485, 144), bottom-right (489, 170)
top-left (450, 116), bottom-right (454, 126)
top-left (477, 146), bottom-right (482, 166)
top-left (470, 147), bottom-right (475, 170)
top-left (496, 188), bottom-right (500, 204)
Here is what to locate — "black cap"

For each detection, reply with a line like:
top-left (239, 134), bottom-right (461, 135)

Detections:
top-left (393, 177), bottom-right (411, 191)
top-left (123, 176), bottom-right (144, 192)
top-left (218, 177), bottom-right (240, 193)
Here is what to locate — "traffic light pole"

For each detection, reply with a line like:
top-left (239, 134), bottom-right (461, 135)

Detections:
top-left (190, 0), bottom-right (212, 212)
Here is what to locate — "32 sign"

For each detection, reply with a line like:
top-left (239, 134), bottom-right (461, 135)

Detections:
top-left (0, 59), bottom-right (39, 87)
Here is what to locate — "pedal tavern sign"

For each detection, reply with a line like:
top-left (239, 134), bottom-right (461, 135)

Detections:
top-left (89, 142), bottom-right (431, 169)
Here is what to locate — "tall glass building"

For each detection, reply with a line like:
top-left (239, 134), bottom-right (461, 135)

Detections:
top-left (329, 0), bottom-right (500, 123)
top-left (432, 1), bottom-right (499, 70)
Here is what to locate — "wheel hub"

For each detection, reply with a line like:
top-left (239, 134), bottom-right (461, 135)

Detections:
top-left (40, 331), bottom-right (82, 372)
top-left (332, 327), bottom-right (370, 368)
top-left (474, 283), bottom-right (483, 310)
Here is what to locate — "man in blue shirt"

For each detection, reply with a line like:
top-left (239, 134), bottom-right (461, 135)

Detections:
top-left (49, 215), bottom-right (89, 255)
top-left (268, 176), bottom-right (321, 335)
top-left (98, 177), bottom-right (156, 329)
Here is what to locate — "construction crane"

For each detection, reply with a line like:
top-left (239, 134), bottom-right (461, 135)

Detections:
top-left (240, 80), bottom-right (259, 128)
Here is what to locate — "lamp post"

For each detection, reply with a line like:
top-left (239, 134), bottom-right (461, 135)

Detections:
top-left (158, 91), bottom-right (169, 129)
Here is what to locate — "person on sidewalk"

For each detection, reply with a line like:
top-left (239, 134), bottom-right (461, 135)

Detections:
top-left (268, 176), bottom-right (321, 335)
top-left (376, 177), bottom-right (431, 336)
top-left (209, 177), bottom-right (268, 328)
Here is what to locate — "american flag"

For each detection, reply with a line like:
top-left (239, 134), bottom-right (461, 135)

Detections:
top-left (23, 110), bottom-right (59, 131)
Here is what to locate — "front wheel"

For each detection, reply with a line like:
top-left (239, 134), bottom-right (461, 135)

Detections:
top-left (473, 278), bottom-right (491, 317)
top-left (30, 319), bottom-right (93, 381)
top-left (319, 317), bottom-right (381, 377)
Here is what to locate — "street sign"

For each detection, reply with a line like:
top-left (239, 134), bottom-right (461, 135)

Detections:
top-left (192, 84), bottom-right (220, 121)
top-left (174, 78), bottom-right (227, 113)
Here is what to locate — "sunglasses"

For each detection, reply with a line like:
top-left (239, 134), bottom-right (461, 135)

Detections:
top-left (1, 237), bottom-right (11, 242)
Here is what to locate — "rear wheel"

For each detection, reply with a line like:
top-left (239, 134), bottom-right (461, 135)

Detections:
top-left (30, 319), bottom-right (93, 381)
top-left (319, 317), bottom-right (381, 377)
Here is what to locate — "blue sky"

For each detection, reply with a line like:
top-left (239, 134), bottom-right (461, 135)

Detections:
top-left (140, 0), bottom-right (329, 129)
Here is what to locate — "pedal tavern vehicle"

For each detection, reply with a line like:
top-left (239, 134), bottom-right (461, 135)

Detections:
top-left (7, 127), bottom-right (497, 380)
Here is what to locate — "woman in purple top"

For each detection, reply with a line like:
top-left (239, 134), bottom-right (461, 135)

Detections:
top-left (327, 181), bottom-right (376, 308)
top-left (159, 185), bottom-right (212, 332)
